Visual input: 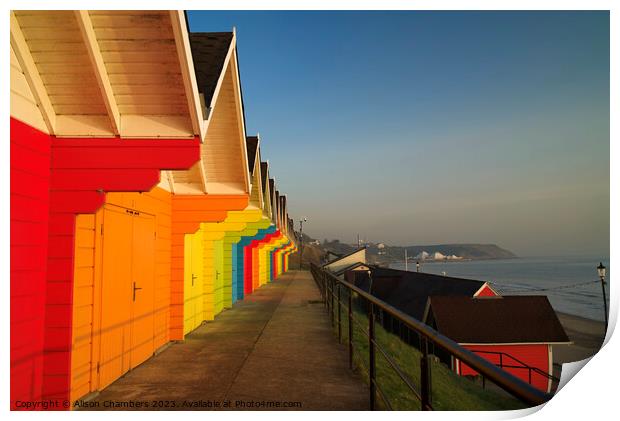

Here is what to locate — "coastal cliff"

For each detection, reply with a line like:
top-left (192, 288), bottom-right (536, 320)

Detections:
top-left (303, 237), bottom-right (516, 264)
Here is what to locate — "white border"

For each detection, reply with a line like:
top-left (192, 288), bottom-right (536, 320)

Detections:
top-left (2, 2), bottom-right (616, 421)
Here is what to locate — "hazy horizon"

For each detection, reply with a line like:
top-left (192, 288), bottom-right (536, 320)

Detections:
top-left (188, 11), bottom-right (610, 257)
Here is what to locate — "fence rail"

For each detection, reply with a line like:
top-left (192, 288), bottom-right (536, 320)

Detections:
top-left (310, 263), bottom-right (553, 410)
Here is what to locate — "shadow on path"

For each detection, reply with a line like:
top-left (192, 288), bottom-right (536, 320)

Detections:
top-left (81, 271), bottom-right (369, 411)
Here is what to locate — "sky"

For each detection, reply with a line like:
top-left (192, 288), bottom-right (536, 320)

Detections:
top-left (187, 11), bottom-right (610, 257)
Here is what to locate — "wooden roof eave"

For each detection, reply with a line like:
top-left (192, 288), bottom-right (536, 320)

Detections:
top-left (12, 11), bottom-right (202, 140)
top-left (252, 144), bottom-right (264, 210)
top-left (230, 35), bottom-right (252, 194)
top-left (10, 11), bottom-right (56, 135)
top-left (198, 30), bottom-right (250, 195)
top-left (170, 10), bottom-right (206, 142)
top-left (262, 163), bottom-right (272, 217)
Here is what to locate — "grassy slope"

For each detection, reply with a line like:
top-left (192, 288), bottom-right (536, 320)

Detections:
top-left (331, 298), bottom-right (527, 411)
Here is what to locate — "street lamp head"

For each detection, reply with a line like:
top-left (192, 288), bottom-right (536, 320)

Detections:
top-left (597, 262), bottom-right (606, 279)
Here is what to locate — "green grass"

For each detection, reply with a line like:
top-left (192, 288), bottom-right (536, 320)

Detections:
top-left (329, 293), bottom-right (528, 411)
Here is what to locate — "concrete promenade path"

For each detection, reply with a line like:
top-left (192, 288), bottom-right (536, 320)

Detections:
top-left (83, 270), bottom-right (369, 411)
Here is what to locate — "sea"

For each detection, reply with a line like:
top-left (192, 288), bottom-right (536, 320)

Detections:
top-left (390, 256), bottom-right (610, 322)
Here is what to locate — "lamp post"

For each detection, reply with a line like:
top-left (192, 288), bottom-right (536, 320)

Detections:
top-left (299, 217), bottom-right (307, 270)
top-left (597, 262), bottom-right (608, 330)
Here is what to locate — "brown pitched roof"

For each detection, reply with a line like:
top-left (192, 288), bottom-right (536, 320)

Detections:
top-left (260, 162), bottom-right (268, 194)
top-left (246, 136), bottom-right (259, 173)
top-left (427, 296), bottom-right (570, 344)
top-left (348, 267), bottom-right (485, 320)
top-left (323, 247), bottom-right (366, 268)
top-left (189, 32), bottom-right (233, 104)
top-left (333, 262), bottom-right (370, 276)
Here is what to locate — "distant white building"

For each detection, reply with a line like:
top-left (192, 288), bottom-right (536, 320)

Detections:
top-left (430, 251), bottom-right (446, 260)
top-left (416, 251), bottom-right (430, 260)
top-left (415, 251), bottom-right (462, 260)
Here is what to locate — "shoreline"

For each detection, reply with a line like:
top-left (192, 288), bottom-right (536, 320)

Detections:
top-left (554, 311), bottom-right (605, 365)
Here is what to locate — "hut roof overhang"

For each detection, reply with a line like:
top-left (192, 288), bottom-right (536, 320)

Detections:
top-left (162, 29), bottom-right (251, 195)
top-left (10, 10), bottom-right (205, 139)
top-left (425, 295), bottom-right (571, 345)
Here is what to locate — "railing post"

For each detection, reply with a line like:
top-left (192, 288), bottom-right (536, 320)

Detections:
top-left (325, 273), bottom-right (329, 312)
top-left (420, 337), bottom-right (431, 410)
top-left (324, 274), bottom-right (328, 306)
top-left (348, 289), bottom-right (353, 369)
top-left (337, 282), bottom-right (342, 343)
top-left (368, 300), bottom-right (376, 410)
top-left (330, 277), bottom-right (335, 326)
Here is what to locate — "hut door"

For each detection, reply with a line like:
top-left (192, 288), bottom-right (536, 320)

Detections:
top-left (213, 240), bottom-right (224, 315)
top-left (184, 230), bottom-right (204, 335)
top-left (129, 212), bottom-right (155, 369)
top-left (98, 206), bottom-right (132, 389)
top-left (97, 205), bottom-right (156, 390)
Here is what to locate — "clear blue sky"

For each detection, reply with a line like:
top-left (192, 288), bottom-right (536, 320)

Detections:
top-left (187, 11), bottom-right (609, 256)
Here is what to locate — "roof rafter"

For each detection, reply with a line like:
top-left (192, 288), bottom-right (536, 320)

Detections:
top-left (204, 32), bottom-right (236, 132)
top-left (229, 41), bottom-right (251, 194)
top-left (169, 10), bottom-right (206, 142)
top-left (10, 12), bottom-right (56, 134)
top-left (74, 10), bottom-right (120, 135)
top-left (166, 171), bottom-right (175, 194)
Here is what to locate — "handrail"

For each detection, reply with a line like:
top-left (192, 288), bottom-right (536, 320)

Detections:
top-left (468, 349), bottom-right (560, 383)
top-left (310, 263), bottom-right (553, 409)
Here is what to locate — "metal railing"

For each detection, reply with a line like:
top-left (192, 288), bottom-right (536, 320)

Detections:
top-left (310, 263), bottom-right (553, 410)
top-left (468, 349), bottom-right (560, 388)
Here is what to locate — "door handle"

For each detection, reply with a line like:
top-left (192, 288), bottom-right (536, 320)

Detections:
top-left (192, 274), bottom-right (197, 286)
top-left (133, 282), bottom-right (142, 301)
top-left (216, 271), bottom-right (220, 280)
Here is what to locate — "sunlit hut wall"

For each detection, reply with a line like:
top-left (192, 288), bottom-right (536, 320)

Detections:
top-left (9, 11), bottom-right (205, 407)
top-left (222, 144), bottom-right (274, 305)
top-left (243, 177), bottom-right (278, 293)
top-left (207, 136), bottom-right (269, 311)
top-left (258, 178), bottom-right (291, 285)
top-left (263, 230), bottom-right (288, 284)
top-left (277, 194), bottom-right (289, 271)
top-left (240, 226), bottom-right (275, 296)
top-left (231, 219), bottom-right (271, 302)
top-left (169, 31), bottom-right (251, 338)
top-left (208, 137), bottom-right (268, 306)
top-left (269, 179), bottom-right (284, 277)
top-left (239, 162), bottom-right (275, 292)
top-left (251, 187), bottom-right (279, 291)
top-left (252, 161), bottom-right (279, 288)
top-left (256, 230), bottom-right (278, 287)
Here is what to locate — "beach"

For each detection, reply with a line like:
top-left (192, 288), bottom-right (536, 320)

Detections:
top-left (554, 312), bottom-right (605, 365)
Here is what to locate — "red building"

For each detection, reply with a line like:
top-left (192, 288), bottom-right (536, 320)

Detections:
top-left (424, 295), bottom-right (571, 392)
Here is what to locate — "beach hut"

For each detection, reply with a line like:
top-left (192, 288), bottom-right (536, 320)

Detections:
top-left (231, 219), bottom-right (271, 301)
top-left (10, 10), bottom-right (208, 405)
top-left (345, 267), bottom-right (499, 342)
top-left (347, 267), bottom-right (498, 321)
top-left (244, 226), bottom-right (277, 293)
top-left (424, 295), bottom-right (571, 392)
top-left (169, 30), bottom-right (254, 334)
top-left (196, 135), bottom-right (273, 319)
top-left (323, 247), bottom-right (367, 274)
